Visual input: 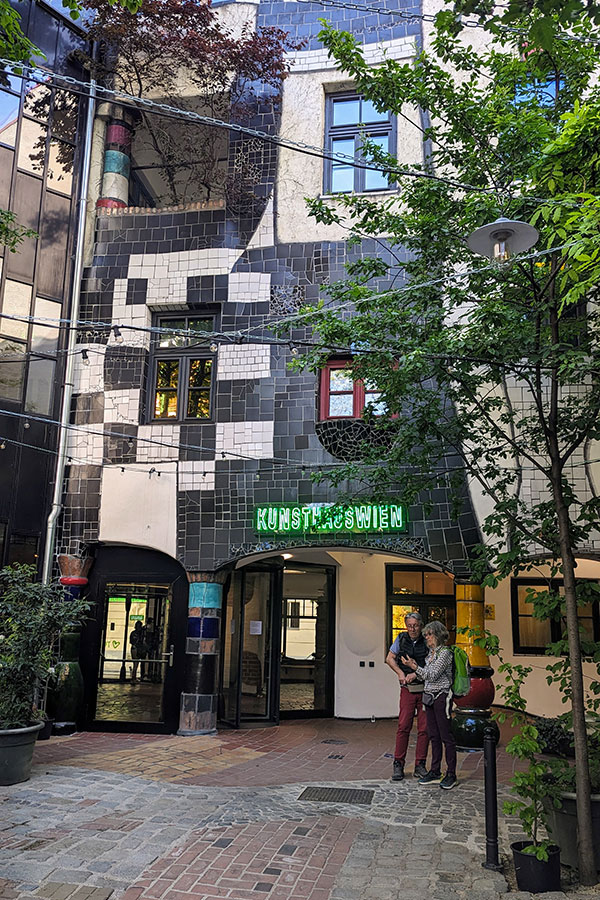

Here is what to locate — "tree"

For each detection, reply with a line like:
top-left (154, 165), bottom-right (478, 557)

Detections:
top-left (441, 0), bottom-right (600, 51)
top-left (291, 23), bottom-right (600, 884)
top-left (81, 0), bottom-right (301, 208)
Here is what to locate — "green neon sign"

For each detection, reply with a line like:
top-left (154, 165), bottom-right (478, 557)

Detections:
top-left (253, 502), bottom-right (408, 535)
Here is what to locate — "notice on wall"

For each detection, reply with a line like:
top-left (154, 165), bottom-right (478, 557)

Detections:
top-left (249, 620), bottom-right (262, 635)
top-left (484, 604), bottom-right (495, 620)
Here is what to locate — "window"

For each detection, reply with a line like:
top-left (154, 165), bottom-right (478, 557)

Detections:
top-left (319, 359), bottom-right (385, 420)
top-left (515, 76), bottom-right (564, 107)
top-left (386, 565), bottom-right (456, 648)
top-left (151, 316), bottom-right (214, 421)
top-left (325, 93), bottom-right (394, 194)
top-left (511, 578), bottom-right (600, 654)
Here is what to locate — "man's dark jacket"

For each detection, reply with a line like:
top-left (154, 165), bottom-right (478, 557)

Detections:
top-left (395, 632), bottom-right (428, 676)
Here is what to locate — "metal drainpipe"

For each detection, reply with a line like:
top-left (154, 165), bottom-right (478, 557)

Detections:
top-left (41, 72), bottom-right (98, 584)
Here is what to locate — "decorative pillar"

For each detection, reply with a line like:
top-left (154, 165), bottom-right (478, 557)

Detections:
top-left (452, 581), bottom-right (500, 750)
top-left (96, 109), bottom-right (135, 210)
top-left (178, 572), bottom-right (225, 735)
top-left (47, 556), bottom-right (92, 735)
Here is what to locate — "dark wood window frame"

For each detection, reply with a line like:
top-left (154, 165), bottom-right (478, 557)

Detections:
top-left (511, 577), bottom-right (600, 655)
top-left (150, 314), bottom-right (216, 423)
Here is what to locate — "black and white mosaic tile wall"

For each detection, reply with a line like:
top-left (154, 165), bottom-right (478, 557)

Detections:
top-left (56, 0), bottom-right (481, 581)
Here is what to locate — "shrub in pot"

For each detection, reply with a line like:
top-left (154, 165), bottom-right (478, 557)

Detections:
top-left (0, 564), bottom-right (88, 785)
top-left (542, 717), bottom-right (600, 873)
top-left (465, 611), bottom-right (600, 887)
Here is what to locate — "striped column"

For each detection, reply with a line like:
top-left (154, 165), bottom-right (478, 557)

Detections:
top-left (178, 573), bottom-right (224, 735)
top-left (452, 582), bottom-right (499, 750)
top-left (96, 113), bottom-right (134, 210)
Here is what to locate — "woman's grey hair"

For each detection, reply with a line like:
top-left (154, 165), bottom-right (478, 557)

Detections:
top-left (423, 620), bottom-right (449, 646)
top-left (404, 612), bottom-right (423, 625)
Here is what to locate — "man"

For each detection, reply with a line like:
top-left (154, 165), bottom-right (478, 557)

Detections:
top-left (385, 612), bottom-right (429, 782)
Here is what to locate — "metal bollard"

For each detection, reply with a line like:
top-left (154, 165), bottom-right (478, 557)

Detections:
top-left (482, 725), bottom-right (502, 870)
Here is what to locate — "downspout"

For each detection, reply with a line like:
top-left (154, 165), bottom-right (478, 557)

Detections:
top-left (42, 70), bottom-right (97, 583)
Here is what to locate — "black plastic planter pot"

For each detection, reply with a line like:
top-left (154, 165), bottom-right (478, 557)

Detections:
top-left (0, 723), bottom-right (43, 785)
top-left (511, 841), bottom-right (561, 893)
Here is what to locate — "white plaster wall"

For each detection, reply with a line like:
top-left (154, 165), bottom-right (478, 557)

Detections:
top-left (99, 464), bottom-right (178, 559)
top-left (331, 550), bottom-right (409, 718)
top-left (276, 52), bottom-right (423, 245)
top-left (485, 558), bottom-right (600, 718)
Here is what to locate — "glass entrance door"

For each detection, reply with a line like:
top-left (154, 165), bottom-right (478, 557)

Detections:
top-left (94, 582), bottom-right (176, 726)
top-left (220, 566), bottom-right (281, 726)
top-left (280, 565), bottom-right (334, 716)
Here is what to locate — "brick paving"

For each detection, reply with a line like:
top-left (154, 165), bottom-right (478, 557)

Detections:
top-left (0, 718), bottom-right (597, 900)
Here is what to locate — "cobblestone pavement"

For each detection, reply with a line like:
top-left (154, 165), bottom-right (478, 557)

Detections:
top-left (0, 719), bottom-right (598, 900)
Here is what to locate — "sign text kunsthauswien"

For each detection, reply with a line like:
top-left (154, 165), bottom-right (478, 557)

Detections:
top-left (253, 502), bottom-right (408, 535)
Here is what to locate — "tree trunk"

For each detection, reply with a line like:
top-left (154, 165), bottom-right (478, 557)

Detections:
top-left (553, 479), bottom-right (597, 884)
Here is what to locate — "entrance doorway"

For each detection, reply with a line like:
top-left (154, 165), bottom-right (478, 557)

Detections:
top-left (280, 566), bottom-right (334, 716)
top-left (220, 562), bottom-right (335, 726)
top-left (95, 582), bottom-right (174, 725)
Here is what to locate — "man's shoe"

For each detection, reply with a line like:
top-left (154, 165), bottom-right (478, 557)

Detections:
top-left (392, 760), bottom-right (405, 782)
top-left (413, 762), bottom-right (428, 779)
top-left (440, 774), bottom-right (458, 790)
top-left (418, 770), bottom-right (442, 785)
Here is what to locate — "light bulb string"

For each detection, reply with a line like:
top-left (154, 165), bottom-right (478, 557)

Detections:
top-left (0, 238), bottom-right (586, 353)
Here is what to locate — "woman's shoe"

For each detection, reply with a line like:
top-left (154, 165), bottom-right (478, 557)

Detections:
top-left (418, 770), bottom-right (442, 785)
top-left (440, 774), bottom-right (458, 790)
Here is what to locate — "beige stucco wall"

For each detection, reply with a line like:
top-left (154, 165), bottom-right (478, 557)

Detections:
top-left (485, 558), bottom-right (600, 718)
top-left (276, 50), bottom-right (423, 244)
top-left (330, 550), bottom-right (418, 719)
top-left (99, 464), bottom-right (178, 559)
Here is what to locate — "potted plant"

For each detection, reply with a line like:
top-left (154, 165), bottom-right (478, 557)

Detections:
top-left (0, 564), bottom-right (88, 785)
top-left (539, 716), bottom-right (600, 874)
top-left (503, 722), bottom-right (562, 892)
top-left (488, 656), bottom-right (562, 892)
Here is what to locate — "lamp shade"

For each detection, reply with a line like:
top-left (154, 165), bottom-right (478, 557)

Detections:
top-left (467, 216), bottom-right (539, 261)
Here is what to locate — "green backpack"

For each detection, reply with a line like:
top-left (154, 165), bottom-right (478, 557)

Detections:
top-left (450, 645), bottom-right (471, 697)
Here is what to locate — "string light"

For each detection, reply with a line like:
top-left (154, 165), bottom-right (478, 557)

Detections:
top-left (0, 441), bottom-right (5, 450)
top-left (113, 325), bottom-right (124, 343)
top-left (210, 342), bottom-right (219, 353)
top-left (81, 349), bottom-right (90, 366)
top-left (0, 238), bottom-right (586, 366)
top-left (23, 420), bottom-right (30, 429)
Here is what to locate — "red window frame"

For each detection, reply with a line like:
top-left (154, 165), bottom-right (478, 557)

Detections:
top-left (319, 359), bottom-right (384, 421)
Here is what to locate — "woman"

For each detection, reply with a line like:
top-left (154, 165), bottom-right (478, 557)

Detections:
top-left (401, 620), bottom-right (457, 790)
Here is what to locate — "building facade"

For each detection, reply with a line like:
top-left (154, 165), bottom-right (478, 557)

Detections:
top-left (0, 0), bottom-right (90, 573)
top-left (36, 0), bottom-right (600, 731)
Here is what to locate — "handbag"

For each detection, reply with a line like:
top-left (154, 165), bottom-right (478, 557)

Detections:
top-left (422, 691), bottom-right (435, 707)
top-left (406, 682), bottom-right (424, 693)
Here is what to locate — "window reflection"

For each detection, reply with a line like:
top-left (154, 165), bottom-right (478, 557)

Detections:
top-left (51, 90), bottom-right (78, 141)
top-left (187, 359), bottom-right (212, 418)
top-left (23, 80), bottom-right (51, 121)
top-left (25, 356), bottom-right (54, 415)
top-left (31, 297), bottom-right (61, 354)
top-left (0, 90), bottom-right (19, 147)
top-left (47, 137), bottom-right (73, 194)
top-left (0, 338), bottom-right (26, 401)
top-left (1, 280), bottom-right (32, 339)
top-left (154, 359), bottom-right (179, 418)
top-left (18, 118), bottom-right (47, 175)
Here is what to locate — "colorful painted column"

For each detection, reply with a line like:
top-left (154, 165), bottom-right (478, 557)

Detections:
top-left (178, 573), bottom-right (224, 735)
top-left (452, 581), bottom-right (500, 750)
top-left (96, 110), bottom-right (135, 210)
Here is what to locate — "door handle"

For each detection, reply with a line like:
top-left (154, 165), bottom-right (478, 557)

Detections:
top-left (166, 644), bottom-right (174, 667)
